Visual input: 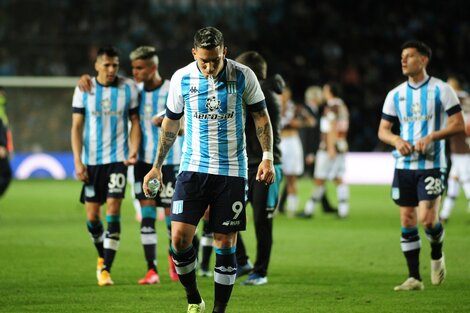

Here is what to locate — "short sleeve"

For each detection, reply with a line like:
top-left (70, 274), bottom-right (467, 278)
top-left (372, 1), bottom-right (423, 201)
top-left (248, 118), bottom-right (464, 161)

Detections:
top-left (440, 82), bottom-right (460, 111)
top-left (382, 90), bottom-right (397, 117)
top-left (72, 86), bottom-right (84, 109)
top-left (166, 70), bottom-right (185, 116)
top-left (242, 67), bottom-right (265, 106)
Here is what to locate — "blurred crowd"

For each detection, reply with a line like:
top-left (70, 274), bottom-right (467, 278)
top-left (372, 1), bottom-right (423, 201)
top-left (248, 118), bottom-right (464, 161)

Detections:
top-left (0, 0), bottom-right (469, 152)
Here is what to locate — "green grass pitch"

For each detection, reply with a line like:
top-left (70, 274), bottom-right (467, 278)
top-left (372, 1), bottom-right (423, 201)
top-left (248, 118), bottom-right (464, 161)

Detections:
top-left (1, 179), bottom-right (470, 312)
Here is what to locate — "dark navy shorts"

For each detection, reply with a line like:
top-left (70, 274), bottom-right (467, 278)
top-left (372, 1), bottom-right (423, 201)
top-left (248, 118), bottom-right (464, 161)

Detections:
top-left (80, 162), bottom-right (128, 204)
top-left (171, 171), bottom-right (247, 234)
top-left (133, 162), bottom-right (179, 207)
top-left (391, 168), bottom-right (445, 207)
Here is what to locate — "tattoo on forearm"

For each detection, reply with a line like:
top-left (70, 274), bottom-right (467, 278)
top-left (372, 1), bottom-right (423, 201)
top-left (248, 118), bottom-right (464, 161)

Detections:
top-left (253, 110), bottom-right (273, 152)
top-left (153, 129), bottom-right (177, 168)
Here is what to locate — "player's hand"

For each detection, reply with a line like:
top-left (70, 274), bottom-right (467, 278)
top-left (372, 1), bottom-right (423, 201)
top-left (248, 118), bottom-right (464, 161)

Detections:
top-left (142, 167), bottom-right (163, 197)
top-left (394, 137), bottom-right (414, 156)
top-left (256, 160), bottom-right (275, 185)
top-left (0, 146), bottom-right (7, 159)
top-left (74, 161), bottom-right (88, 182)
top-left (305, 153), bottom-right (315, 165)
top-left (414, 134), bottom-right (433, 154)
top-left (124, 151), bottom-right (138, 166)
top-left (327, 146), bottom-right (336, 159)
top-left (78, 74), bottom-right (93, 92)
top-left (151, 115), bottom-right (164, 127)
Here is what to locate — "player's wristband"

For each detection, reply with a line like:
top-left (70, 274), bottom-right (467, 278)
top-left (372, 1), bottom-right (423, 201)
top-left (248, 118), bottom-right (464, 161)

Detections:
top-left (262, 151), bottom-right (274, 161)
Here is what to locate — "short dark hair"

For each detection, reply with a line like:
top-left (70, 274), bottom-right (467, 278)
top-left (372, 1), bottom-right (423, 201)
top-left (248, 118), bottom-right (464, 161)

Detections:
top-left (401, 40), bottom-right (432, 60)
top-left (235, 51), bottom-right (267, 80)
top-left (97, 46), bottom-right (119, 59)
top-left (194, 26), bottom-right (224, 49)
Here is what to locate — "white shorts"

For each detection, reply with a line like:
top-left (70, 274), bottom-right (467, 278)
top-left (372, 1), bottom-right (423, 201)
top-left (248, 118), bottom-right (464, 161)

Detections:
top-left (449, 154), bottom-right (470, 182)
top-left (314, 150), bottom-right (346, 180)
top-left (280, 135), bottom-right (304, 175)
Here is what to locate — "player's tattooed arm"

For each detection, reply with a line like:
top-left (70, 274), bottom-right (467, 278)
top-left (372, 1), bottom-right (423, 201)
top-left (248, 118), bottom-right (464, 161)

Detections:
top-left (252, 108), bottom-right (273, 153)
top-left (153, 118), bottom-right (180, 169)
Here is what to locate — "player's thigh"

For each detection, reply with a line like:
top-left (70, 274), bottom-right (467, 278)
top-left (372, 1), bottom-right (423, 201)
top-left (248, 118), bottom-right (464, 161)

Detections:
top-left (281, 136), bottom-right (304, 175)
top-left (416, 169), bottom-right (444, 202)
top-left (133, 161), bottom-right (153, 200)
top-left (314, 150), bottom-right (333, 180)
top-left (451, 154), bottom-right (470, 182)
top-left (171, 171), bottom-right (210, 227)
top-left (391, 169), bottom-right (419, 207)
top-left (157, 164), bottom-right (179, 208)
top-left (208, 175), bottom-right (247, 234)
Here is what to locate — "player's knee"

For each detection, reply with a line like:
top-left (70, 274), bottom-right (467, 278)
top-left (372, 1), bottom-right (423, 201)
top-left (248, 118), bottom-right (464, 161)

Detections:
top-left (213, 232), bottom-right (236, 248)
top-left (171, 231), bottom-right (193, 251)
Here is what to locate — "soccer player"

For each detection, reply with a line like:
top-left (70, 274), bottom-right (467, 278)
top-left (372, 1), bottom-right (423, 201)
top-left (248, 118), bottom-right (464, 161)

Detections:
top-left (0, 86), bottom-right (12, 197)
top-left (234, 51), bottom-right (283, 286)
top-left (71, 46), bottom-right (140, 286)
top-left (299, 85), bottom-right (337, 214)
top-left (378, 40), bottom-right (464, 291)
top-left (78, 46), bottom-right (184, 283)
top-left (143, 27), bottom-right (275, 313)
top-left (439, 76), bottom-right (470, 222)
top-left (279, 86), bottom-right (314, 217)
top-left (129, 46), bottom-right (183, 284)
top-left (301, 82), bottom-right (350, 218)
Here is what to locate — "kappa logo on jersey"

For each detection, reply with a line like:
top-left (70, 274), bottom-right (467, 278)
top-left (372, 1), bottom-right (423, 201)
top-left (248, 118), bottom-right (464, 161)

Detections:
top-left (206, 96), bottom-right (221, 111)
top-left (190, 86), bottom-right (198, 94)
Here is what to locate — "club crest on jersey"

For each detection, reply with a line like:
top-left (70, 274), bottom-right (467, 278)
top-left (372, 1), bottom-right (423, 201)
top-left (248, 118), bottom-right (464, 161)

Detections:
top-left (144, 104), bottom-right (153, 114)
top-left (101, 99), bottom-right (111, 111)
top-left (227, 81), bottom-right (236, 94)
top-left (206, 96), bottom-right (221, 111)
top-left (412, 102), bottom-right (421, 115)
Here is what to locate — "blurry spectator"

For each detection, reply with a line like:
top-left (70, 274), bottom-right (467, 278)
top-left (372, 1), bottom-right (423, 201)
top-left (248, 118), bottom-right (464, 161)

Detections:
top-left (300, 82), bottom-right (350, 218)
top-left (280, 86), bottom-right (315, 217)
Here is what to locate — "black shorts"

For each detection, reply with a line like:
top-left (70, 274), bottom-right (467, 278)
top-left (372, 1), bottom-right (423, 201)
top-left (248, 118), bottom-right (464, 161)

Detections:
top-left (133, 161), bottom-right (179, 207)
top-left (80, 162), bottom-right (128, 204)
top-left (171, 171), bottom-right (246, 234)
top-left (391, 168), bottom-right (445, 206)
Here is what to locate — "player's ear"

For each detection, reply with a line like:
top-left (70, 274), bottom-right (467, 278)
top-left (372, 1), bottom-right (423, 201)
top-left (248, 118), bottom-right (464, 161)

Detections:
top-left (192, 48), bottom-right (197, 60)
top-left (223, 46), bottom-right (227, 57)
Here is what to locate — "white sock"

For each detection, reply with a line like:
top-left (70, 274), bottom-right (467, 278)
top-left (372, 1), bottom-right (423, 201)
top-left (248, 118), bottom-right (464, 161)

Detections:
top-left (304, 186), bottom-right (325, 215)
top-left (287, 195), bottom-right (299, 216)
top-left (337, 184), bottom-right (349, 218)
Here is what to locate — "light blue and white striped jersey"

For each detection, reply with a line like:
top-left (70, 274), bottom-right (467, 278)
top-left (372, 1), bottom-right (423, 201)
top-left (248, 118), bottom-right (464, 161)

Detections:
top-left (72, 76), bottom-right (139, 166)
top-left (166, 59), bottom-right (265, 178)
top-left (137, 80), bottom-right (184, 165)
top-left (382, 76), bottom-right (460, 170)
